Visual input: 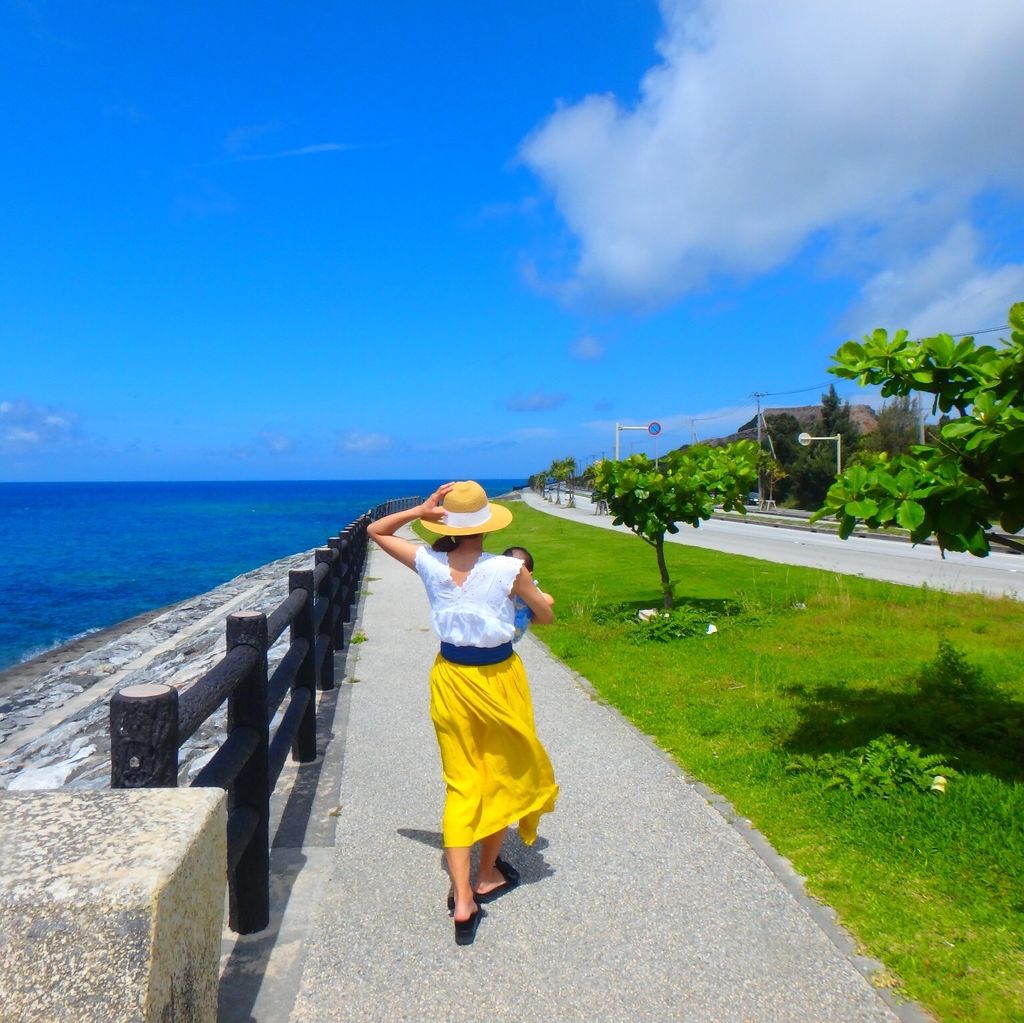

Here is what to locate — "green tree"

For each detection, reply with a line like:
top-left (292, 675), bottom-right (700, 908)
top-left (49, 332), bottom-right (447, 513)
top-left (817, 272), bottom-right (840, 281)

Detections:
top-left (790, 443), bottom-right (838, 509)
top-left (761, 412), bottom-right (802, 503)
top-left (592, 442), bottom-right (760, 608)
top-left (784, 386), bottom-right (861, 509)
top-left (548, 456), bottom-right (576, 504)
top-left (758, 449), bottom-right (788, 506)
top-left (821, 383), bottom-right (861, 453)
top-left (811, 302), bottom-right (1024, 555)
top-left (860, 395), bottom-right (919, 456)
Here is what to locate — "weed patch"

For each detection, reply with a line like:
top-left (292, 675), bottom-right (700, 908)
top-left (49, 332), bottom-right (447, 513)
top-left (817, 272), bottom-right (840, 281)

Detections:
top-left (788, 734), bottom-right (959, 797)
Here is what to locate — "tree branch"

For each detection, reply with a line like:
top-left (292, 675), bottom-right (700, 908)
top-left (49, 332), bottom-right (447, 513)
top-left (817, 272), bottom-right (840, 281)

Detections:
top-left (986, 532), bottom-right (1024, 555)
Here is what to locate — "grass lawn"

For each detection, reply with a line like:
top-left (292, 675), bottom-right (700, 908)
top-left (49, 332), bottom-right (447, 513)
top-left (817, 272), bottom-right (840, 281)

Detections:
top-left (431, 503), bottom-right (1024, 1023)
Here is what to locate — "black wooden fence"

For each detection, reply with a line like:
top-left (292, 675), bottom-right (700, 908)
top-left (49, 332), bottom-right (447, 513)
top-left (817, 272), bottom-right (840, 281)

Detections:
top-left (109, 496), bottom-right (419, 934)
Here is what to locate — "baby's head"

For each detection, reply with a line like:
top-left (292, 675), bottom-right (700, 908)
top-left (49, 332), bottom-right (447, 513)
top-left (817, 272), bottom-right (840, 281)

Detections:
top-left (502, 546), bottom-right (534, 572)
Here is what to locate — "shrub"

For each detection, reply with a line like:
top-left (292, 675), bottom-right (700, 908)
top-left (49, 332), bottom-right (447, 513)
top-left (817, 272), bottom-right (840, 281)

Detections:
top-left (788, 734), bottom-right (958, 798)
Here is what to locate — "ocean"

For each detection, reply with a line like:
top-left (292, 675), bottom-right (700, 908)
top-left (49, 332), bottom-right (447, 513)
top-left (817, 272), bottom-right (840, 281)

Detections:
top-left (0, 479), bottom-right (521, 671)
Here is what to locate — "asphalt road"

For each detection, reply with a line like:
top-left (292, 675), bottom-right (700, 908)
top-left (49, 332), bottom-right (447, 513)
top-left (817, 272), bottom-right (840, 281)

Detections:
top-left (521, 490), bottom-right (1024, 600)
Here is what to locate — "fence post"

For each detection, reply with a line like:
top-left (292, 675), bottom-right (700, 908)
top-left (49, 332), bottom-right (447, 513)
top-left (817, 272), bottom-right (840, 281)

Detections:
top-left (289, 568), bottom-right (317, 763)
top-left (315, 547), bottom-right (336, 691)
top-left (328, 535), bottom-right (347, 648)
top-left (226, 610), bottom-right (270, 934)
top-left (110, 683), bottom-right (179, 788)
top-left (340, 530), bottom-right (354, 634)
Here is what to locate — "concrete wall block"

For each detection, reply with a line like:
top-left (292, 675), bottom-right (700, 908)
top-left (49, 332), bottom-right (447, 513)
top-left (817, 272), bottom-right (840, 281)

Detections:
top-left (0, 788), bottom-right (227, 1023)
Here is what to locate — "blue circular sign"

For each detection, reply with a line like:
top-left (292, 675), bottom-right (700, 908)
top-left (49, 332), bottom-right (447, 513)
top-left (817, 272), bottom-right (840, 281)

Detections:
top-left (648, 421), bottom-right (662, 436)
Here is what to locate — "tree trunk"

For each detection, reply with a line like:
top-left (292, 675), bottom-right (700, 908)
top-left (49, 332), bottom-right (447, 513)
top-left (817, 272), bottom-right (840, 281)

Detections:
top-left (655, 534), bottom-right (673, 609)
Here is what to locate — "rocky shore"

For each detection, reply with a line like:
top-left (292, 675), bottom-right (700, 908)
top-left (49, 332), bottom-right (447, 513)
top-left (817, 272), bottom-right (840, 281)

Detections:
top-left (0, 548), bottom-right (318, 792)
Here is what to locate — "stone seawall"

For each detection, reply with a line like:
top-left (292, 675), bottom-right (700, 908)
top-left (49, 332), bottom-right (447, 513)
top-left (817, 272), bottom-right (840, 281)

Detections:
top-left (0, 548), bottom-right (318, 792)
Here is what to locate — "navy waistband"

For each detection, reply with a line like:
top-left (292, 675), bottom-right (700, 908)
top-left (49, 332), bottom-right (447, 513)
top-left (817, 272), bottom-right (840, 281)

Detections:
top-left (439, 641), bottom-right (514, 666)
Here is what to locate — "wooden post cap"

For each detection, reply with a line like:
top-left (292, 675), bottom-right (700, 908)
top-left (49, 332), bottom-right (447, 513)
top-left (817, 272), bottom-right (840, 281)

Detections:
top-left (118, 683), bottom-right (173, 699)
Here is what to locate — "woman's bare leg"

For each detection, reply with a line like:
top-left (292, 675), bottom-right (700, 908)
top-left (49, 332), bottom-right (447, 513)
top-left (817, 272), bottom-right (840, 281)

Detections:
top-left (446, 846), bottom-right (476, 921)
top-left (475, 827), bottom-right (509, 895)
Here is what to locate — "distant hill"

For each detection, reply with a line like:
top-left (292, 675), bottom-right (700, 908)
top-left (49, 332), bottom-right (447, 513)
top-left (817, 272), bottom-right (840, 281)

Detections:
top-left (696, 403), bottom-right (878, 448)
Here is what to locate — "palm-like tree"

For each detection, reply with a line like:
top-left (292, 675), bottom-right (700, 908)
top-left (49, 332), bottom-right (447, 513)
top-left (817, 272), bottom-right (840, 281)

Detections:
top-left (548, 456), bottom-right (576, 505)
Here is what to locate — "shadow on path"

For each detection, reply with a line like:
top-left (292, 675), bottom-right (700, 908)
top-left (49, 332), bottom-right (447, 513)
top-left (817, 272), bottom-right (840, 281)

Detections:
top-left (217, 651), bottom-right (355, 1023)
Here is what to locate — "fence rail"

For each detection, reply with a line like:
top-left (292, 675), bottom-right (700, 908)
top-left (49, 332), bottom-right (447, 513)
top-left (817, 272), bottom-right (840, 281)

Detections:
top-left (109, 496), bottom-right (419, 934)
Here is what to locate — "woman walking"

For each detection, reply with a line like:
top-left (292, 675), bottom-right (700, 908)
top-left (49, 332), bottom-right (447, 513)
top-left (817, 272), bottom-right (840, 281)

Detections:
top-left (367, 481), bottom-right (558, 945)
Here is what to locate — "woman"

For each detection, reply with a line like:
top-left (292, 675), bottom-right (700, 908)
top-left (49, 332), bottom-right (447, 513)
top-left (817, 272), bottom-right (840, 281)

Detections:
top-left (367, 480), bottom-right (558, 945)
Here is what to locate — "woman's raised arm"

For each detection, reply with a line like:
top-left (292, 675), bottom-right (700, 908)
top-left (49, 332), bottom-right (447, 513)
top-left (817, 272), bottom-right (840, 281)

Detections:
top-left (367, 482), bottom-right (454, 570)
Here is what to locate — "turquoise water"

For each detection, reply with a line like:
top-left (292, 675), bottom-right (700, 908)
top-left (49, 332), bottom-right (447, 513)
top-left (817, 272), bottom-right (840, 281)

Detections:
top-left (0, 479), bottom-right (521, 671)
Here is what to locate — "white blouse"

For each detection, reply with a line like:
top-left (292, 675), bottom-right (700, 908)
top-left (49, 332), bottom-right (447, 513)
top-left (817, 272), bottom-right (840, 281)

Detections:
top-left (414, 547), bottom-right (522, 647)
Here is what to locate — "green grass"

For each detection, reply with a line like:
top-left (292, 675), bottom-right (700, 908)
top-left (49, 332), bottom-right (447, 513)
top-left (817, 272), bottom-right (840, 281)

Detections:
top-left (422, 504), bottom-right (1024, 1022)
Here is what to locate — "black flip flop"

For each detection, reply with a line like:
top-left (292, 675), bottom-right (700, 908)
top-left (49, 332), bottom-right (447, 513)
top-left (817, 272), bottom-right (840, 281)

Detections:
top-left (474, 857), bottom-right (520, 905)
top-left (454, 907), bottom-right (482, 946)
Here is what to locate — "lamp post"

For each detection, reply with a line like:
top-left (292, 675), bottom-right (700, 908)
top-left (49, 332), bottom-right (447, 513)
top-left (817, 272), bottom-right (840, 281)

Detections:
top-left (797, 431), bottom-right (842, 474)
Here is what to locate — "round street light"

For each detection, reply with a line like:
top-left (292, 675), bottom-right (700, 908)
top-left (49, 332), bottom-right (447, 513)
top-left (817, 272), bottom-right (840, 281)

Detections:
top-left (797, 431), bottom-right (842, 473)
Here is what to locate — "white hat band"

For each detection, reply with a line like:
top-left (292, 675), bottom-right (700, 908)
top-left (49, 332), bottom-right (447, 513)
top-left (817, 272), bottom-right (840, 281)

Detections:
top-left (443, 506), bottom-right (491, 528)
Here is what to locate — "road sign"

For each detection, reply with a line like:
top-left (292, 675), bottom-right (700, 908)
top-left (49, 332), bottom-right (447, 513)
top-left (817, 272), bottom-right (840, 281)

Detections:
top-left (648, 421), bottom-right (662, 436)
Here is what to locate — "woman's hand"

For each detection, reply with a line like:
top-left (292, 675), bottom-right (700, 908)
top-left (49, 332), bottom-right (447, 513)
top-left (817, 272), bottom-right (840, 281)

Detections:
top-left (418, 482), bottom-right (455, 525)
top-left (368, 481), bottom-right (453, 570)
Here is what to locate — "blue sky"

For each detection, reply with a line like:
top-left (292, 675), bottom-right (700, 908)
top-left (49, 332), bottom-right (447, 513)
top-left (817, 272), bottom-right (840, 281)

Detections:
top-left (3, 0), bottom-right (1023, 482)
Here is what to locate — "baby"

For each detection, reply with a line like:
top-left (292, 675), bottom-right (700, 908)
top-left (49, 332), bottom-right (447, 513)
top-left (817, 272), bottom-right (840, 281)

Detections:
top-left (503, 546), bottom-right (554, 642)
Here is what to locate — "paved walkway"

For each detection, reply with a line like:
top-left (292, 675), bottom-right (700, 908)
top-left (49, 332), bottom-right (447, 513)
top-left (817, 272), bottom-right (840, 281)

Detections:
top-left (249, 533), bottom-right (924, 1023)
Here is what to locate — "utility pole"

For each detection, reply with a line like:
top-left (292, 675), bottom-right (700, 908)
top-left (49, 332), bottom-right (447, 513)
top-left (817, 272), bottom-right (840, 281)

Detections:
top-left (752, 391), bottom-right (768, 508)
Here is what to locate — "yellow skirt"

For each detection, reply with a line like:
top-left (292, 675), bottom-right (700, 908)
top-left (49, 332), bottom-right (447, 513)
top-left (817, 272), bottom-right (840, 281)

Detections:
top-left (429, 651), bottom-right (558, 848)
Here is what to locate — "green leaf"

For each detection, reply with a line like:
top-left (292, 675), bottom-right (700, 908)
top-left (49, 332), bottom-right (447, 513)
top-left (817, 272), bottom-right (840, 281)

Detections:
top-left (940, 418), bottom-right (978, 439)
top-left (962, 526), bottom-right (990, 557)
top-left (896, 500), bottom-right (925, 531)
top-left (1009, 301), bottom-right (1024, 335)
top-left (937, 503), bottom-right (972, 536)
top-left (1002, 428), bottom-right (1024, 455)
top-left (846, 499), bottom-right (879, 519)
top-left (1000, 509), bottom-right (1024, 534)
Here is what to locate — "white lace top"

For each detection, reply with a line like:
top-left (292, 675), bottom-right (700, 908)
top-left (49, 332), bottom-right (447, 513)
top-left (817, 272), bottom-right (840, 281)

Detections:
top-left (414, 547), bottom-right (522, 647)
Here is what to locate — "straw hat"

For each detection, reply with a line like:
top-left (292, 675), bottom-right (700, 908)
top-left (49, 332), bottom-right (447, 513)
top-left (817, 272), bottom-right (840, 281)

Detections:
top-left (421, 480), bottom-right (513, 536)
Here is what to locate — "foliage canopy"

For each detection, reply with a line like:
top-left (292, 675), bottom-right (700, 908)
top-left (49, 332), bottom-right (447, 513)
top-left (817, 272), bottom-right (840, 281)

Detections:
top-left (811, 302), bottom-right (1024, 555)
top-left (592, 441), bottom-right (760, 607)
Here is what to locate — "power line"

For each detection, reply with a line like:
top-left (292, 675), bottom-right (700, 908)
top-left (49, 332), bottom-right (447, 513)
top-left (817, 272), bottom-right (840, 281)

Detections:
top-left (762, 382), bottom-right (831, 397)
top-left (950, 324), bottom-right (1007, 338)
top-left (753, 322), bottom-right (1009, 401)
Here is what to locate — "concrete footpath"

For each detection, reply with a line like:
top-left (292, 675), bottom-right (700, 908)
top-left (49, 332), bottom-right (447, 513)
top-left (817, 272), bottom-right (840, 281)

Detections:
top-left (234, 531), bottom-right (926, 1023)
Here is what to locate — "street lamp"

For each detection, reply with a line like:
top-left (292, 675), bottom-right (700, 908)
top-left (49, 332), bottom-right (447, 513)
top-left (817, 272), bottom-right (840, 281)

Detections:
top-left (797, 431), bottom-right (842, 474)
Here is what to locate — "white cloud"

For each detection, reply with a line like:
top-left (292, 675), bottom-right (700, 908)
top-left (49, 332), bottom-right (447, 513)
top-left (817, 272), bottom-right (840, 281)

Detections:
top-left (0, 400), bottom-right (81, 450)
top-left (840, 221), bottom-right (1024, 339)
top-left (225, 122), bottom-right (282, 156)
top-left (259, 431), bottom-right (293, 455)
top-left (176, 179), bottom-right (237, 217)
top-left (227, 143), bottom-right (354, 164)
top-left (338, 430), bottom-right (393, 455)
top-left (520, 0), bottom-right (1024, 309)
top-left (570, 334), bottom-right (604, 360)
top-left (502, 392), bottom-right (567, 412)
